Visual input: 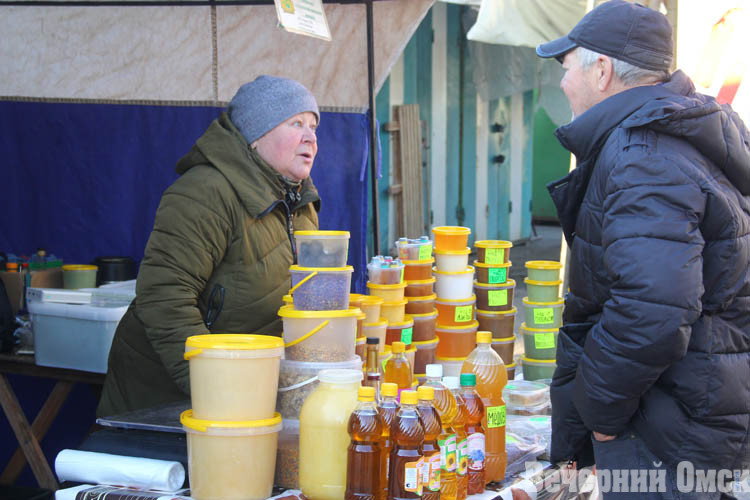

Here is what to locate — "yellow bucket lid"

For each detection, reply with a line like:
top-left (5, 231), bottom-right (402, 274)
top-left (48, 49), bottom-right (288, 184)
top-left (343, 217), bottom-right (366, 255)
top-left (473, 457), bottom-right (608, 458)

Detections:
top-left (521, 356), bottom-right (557, 364)
top-left (476, 306), bottom-right (517, 316)
top-left (492, 335), bottom-right (516, 343)
top-left (433, 247), bottom-right (471, 255)
top-left (356, 336), bottom-right (366, 343)
top-left (432, 265), bottom-right (475, 275)
top-left (363, 318), bottom-right (388, 328)
top-left (295, 230), bottom-right (350, 237)
top-left (525, 260), bottom-right (562, 270)
top-left (181, 410), bottom-right (282, 433)
top-left (409, 308), bottom-right (438, 319)
top-left (436, 294), bottom-right (476, 305)
top-left (290, 265), bottom-right (353, 272)
top-left (402, 257), bottom-right (435, 265)
top-left (185, 333), bottom-right (283, 351)
top-left (436, 320), bottom-right (479, 331)
top-left (432, 226), bottom-right (471, 236)
top-left (277, 305), bottom-right (362, 318)
top-left (474, 278), bottom-right (516, 289)
top-left (506, 361), bottom-right (517, 368)
top-left (406, 277), bottom-right (436, 285)
top-left (520, 322), bottom-right (560, 333)
top-left (412, 337), bottom-right (439, 346)
top-left (367, 281), bottom-right (407, 290)
top-left (388, 317), bottom-right (415, 328)
top-left (524, 278), bottom-right (562, 286)
top-left (62, 264), bottom-right (97, 271)
top-left (474, 240), bottom-right (512, 249)
top-left (436, 355), bottom-right (467, 362)
top-left (522, 297), bottom-right (564, 306)
top-left (407, 293), bottom-right (437, 302)
top-left (473, 260), bottom-right (512, 269)
top-left (382, 298), bottom-right (409, 307)
top-left (360, 295), bottom-right (384, 305)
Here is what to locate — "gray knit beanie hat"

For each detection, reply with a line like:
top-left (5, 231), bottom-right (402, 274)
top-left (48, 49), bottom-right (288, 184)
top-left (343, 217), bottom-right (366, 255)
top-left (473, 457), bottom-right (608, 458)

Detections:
top-left (228, 75), bottom-right (320, 145)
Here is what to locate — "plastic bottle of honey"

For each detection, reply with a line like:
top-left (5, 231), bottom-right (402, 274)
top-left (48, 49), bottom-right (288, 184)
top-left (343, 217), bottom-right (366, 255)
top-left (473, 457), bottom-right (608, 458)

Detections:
top-left (388, 390), bottom-right (424, 500)
top-left (460, 373), bottom-right (485, 494)
top-left (416, 386), bottom-right (442, 500)
top-left (423, 364), bottom-right (457, 500)
top-left (461, 331), bottom-right (506, 484)
top-left (346, 386), bottom-right (384, 500)
top-left (378, 383), bottom-right (400, 500)
top-left (384, 341), bottom-right (412, 392)
top-left (443, 376), bottom-right (468, 500)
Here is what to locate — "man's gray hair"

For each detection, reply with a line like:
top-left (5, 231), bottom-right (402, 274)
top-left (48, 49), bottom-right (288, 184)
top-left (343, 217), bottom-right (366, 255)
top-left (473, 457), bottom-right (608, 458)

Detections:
top-left (576, 47), bottom-right (670, 86)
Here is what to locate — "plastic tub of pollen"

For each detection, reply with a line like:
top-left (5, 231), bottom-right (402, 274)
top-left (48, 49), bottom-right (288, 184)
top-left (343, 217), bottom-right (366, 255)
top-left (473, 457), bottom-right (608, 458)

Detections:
top-left (437, 356), bottom-right (467, 378)
top-left (405, 277), bottom-right (436, 297)
top-left (381, 298), bottom-right (408, 323)
top-left (474, 279), bottom-right (515, 312)
top-left (524, 278), bottom-right (562, 303)
top-left (362, 319), bottom-right (387, 351)
top-left (434, 247), bottom-right (471, 272)
top-left (521, 356), bottom-right (557, 381)
top-left (184, 334), bottom-right (284, 420)
top-left (290, 265), bottom-right (353, 311)
top-left (525, 260), bottom-right (562, 282)
top-left (359, 295), bottom-right (383, 323)
top-left (490, 335), bottom-right (515, 365)
top-left (275, 419), bottom-right (300, 489)
top-left (473, 261), bottom-right (512, 285)
top-left (406, 293), bottom-right (436, 315)
top-left (435, 295), bottom-right (476, 327)
top-left (367, 281), bottom-right (407, 302)
top-left (434, 266), bottom-right (475, 300)
top-left (522, 297), bottom-right (564, 329)
top-left (367, 256), bottom-right (405, 285)
top-left (435, 320), bottom-right (479, 358)
top-left (412, 337), bottom-right (439, 375)
top-left (403, 258), bottom-right (435, 281)
top-left (396, 236), bottom-right (434, 261)
top-left (474, 240), bottom-right (512, 265)
top-left (476, 307), bottom-right (517, 338)
top-left (410, 308), bottom-right (438, 341)
top-left (181, 410), bottom-right (282, 500)
top-left (521, 323), bottom-right (558, 360)
top-left (294, 230), bottom-right (350, 268)
top-left (386, 317), bottom-right (415, 346)
top-left (432, 226), bottom-right (471, 251)
top-left (278, 306), bottom-right (359, 362)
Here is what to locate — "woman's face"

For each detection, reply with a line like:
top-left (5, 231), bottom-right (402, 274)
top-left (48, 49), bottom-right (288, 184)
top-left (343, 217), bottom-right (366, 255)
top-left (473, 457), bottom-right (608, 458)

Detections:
top-left (254, 111), bottom-right (318, 182)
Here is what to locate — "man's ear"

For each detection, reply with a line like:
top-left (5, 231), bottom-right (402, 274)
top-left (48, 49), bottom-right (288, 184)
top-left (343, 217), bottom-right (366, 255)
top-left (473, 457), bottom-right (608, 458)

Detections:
top-left (596, 55), bottom-right (615, 92)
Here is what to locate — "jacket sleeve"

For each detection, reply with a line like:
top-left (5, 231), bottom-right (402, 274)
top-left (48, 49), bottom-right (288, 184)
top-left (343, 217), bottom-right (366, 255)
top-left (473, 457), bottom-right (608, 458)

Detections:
top-left (573, 152), bottom-right (705, 435)
top-left (134, 171), bottom-right (233, 395)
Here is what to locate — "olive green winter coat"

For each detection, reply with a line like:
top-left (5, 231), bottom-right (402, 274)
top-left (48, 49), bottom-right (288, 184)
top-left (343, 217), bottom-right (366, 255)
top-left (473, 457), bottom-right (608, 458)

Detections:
top-left (97, 113), bottom-right (319, 417)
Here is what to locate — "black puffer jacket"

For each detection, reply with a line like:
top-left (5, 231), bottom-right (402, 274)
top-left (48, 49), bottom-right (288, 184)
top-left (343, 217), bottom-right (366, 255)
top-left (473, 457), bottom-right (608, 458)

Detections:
top-left (547, 71), bottom-right (750, 470)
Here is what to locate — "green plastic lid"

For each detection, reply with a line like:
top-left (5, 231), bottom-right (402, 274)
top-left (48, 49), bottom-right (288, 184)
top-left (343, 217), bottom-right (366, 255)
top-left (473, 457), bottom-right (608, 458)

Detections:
top-left (460, 373), bottom-right (476, 386)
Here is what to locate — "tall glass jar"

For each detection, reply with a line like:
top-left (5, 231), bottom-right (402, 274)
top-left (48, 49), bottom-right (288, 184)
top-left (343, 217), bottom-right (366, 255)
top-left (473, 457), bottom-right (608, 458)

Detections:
top-left (299, 368), bottom-right (363, 500)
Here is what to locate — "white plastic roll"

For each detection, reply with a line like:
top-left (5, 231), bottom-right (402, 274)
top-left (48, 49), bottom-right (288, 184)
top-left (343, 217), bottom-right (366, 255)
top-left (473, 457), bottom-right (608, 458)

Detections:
top-left (54, 450), bottom-right (185, 492)
top-left (55, 484), bottom-right (95, 500)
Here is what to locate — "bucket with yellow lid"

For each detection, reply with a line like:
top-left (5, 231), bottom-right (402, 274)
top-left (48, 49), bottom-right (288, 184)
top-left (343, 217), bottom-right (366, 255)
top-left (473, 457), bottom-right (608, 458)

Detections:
top-left (278, 305), bottom-right (360, 363)
top-left (474, 240), bottom-right (512, 265)
top-left (432, 226), bottom-right (471, 251)
top-left (294, 230), bottom-right (350, 268)
top-left (525, 260), bottom-right (562, 282)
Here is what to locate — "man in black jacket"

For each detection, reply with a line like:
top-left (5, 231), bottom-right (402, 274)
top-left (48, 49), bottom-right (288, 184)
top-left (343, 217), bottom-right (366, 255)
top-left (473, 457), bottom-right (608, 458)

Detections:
top-left (536, 1), bottom-right (750, 498)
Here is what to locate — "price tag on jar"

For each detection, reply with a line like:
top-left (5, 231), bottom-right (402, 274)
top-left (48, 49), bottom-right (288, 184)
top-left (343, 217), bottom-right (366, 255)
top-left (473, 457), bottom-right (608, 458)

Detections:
top-left (401, 327), bottom-right (413, 345)
top-left (533, 307), bottom-right (555, 325)
top-left (419, 244), bottom-right (432, 261)
top-left (484, 248), bottom-right (504, 264)
top-left (488, 289), bottom-right (508, 306)
top-left (487, 267), bottom-right (506, 284)
top-left (486, 405), bottom-right (506, 428)
top-left (534, 332), bottom-right (556, 349)
top-left (454, 305), bottom-right (473, 323)
top-left (400, 267), bottom-right (405, 283)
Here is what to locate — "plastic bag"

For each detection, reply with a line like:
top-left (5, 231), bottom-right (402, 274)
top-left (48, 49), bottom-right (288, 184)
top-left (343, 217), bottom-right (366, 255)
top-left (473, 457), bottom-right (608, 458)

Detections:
top-left (508, 414), bottom-right (552, 459)
top-left (506, 431), bottom-right (547, 476)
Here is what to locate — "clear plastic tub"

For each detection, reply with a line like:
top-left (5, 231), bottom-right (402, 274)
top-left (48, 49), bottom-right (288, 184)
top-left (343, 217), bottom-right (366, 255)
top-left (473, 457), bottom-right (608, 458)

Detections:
top-left (359, 295), bottom-right (383, 323)
top-left (433, 266), bottom-right (475, 300)
top-left (503, 380), bottom-right (550, 407)
top-left (181, 410), bottom-right (282, 500)
top-left (520, 323), bottom-right (558, 360)
top-left (381, 298), bottom-right (408, 323)
top-left (412, 337), bottom-right (439, 374)
top-left (434, 247), bottom-right (471, 272)
top-left (405, 277), bottom-right (436, 297)
top-left (278, 306), bottom-right (359, 362)
top-left (436, 356), bottom-right (467, 378)
top-left (474, 240), bottom-right (512, 264)
top-left (476, 307), bottom-right (517, 338)
top-left (396, 236), bottom-right (433, 261)
top-left (491, 335), bottom-right (515, 365)
top-left (349, 293), bottom-right (364, 309)
top-left (385, 317), bottom-right (415, 346)
top-left (403, 258), bottom-right (435, 280)
top-left (275, 419), bottom-right (300, 489)
top-left (435, 295), bottom-right (476, 326)
top-left (406, 293), bottom-right (436, 315)
top-left (294, 230), bottom-right (350, 268)
top-left (410, 308), bottom-right (437, 341)
top-left (355, 336), bottom-right (366, 360)
top-left (435, 320), bottom-right (479, 358)
top-left (521, 356), bottom-right (557, 381)
top-left (367, 256), bottom-right (405, 285)
top-left (473, 261), bottom-right (512, 285)
top-left (276, 357), bottom-right (363, 420)
top-left (524, 278), bottom-right (563, 303)
top-left (474, 279), bottom-right (515, 311)
top-left (366, 281), bottom-right (407, 302)
top-left (432, 226), bottom-right (471, 251)
top-left (290, 266), bottom-right (353, 311)
top-left (362, 319), bottom-right (387, 352)
top-left (522, 297), bottom-right (564, 329)
top-left (184, 334), bottom-right (284, 421)
top-left (525, 260), bottom-right (562, 282)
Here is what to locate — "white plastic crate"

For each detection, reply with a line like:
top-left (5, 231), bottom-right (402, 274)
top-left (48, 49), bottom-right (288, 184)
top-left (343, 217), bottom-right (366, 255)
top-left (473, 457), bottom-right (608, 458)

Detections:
top-left (28, 300), bottom-right (129, 373)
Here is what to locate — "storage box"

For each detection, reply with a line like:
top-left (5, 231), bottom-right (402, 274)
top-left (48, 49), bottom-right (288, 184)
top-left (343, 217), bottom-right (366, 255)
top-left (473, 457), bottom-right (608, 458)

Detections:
top-left (0, 268), bottom-right (63, 316)
top-left (28, 300), bottom-right (129, 373)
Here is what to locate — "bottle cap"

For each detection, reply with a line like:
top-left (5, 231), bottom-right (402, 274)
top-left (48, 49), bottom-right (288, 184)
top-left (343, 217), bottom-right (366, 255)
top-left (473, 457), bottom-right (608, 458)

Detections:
top-left (442, 376), bottom-right (460, 390)
top-left (425, 364), bottom-right (443, 378)
top-left (460, 373), bottom-right (476, 387)
top-left (381, 382), bottom-right (398, 397)
top-left (417, 385), bottom-right (435, 401)
top-left (400, 390), bottom-right (418, 405)
top-left (366, 337), bottom-right (380, 345)
top-left (477, 331), bottom-right (492, 344)
top-left (392, 341), bottom-right (405, 354)
top-left (358, 386), bottom-right (376, 401)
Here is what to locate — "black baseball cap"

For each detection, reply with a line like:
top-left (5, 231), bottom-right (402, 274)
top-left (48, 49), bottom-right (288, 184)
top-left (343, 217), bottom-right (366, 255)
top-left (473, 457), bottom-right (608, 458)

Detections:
top-left (536, 0), bottom-right (673, 72)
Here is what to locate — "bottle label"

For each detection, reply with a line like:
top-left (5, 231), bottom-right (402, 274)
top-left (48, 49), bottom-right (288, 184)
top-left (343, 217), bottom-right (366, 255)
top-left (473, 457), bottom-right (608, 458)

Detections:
top-left (426, 452), bottom-right (441, 491)
top-left (457, 438), bottom-right (468, 476)
top-left (467, 432), bottom-right (485, 470)
top-left (486, 405), bottom-right (506, 428)
top-left (439, 434), bottom-right (457, 472)
top-left (419, 244), bottom-right (432, 260)
top-left (405, 457), bottom-right (424, 494)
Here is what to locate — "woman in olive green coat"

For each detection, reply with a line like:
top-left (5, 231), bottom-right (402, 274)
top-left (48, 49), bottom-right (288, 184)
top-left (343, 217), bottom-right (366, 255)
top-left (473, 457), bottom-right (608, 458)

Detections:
top-left (97, 76), bottom-right (321, 417)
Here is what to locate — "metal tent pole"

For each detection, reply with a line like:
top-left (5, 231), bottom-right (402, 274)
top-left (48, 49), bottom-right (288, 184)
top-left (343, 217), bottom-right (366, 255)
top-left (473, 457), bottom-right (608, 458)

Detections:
top-left (366, 0), bottom-right (381, 256)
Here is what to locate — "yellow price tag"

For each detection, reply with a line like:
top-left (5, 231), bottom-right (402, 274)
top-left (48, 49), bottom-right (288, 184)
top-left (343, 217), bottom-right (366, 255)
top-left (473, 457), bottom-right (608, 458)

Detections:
top-left (486, 405), bottom-right (506, 428)
top-left (418, 244), bottom-right (432, 260)
top-left (533, 308), bottom-right (555, 325)
top-left (484, 248), bottom-right (504, 264)
top-left (400, 267), bottom-right (405, 283)
top-left (488, 289), bottom-right (508, 306)
top-left (454, 305), bottom-right (473, 322)
top-left (534, 332), bottom-right (556, 349)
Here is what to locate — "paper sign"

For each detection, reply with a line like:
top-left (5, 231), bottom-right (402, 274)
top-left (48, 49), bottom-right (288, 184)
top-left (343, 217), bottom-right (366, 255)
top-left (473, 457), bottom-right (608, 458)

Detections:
top-left (484, 248), bottom-right (504, 264)
top-left (486, 405), bottom-right (506, 428)
top-left (274, 0), bottom-right (332, 41)
top-left (400, 267), bottom-right (405, 283)
top-left (454, 305), bottom-right (473, 323)
top-left (419, 244), bottom-right (432, 261)
top-left (533, 308), bottom-right (555, 325)
top-left (487, 267), bottom-right (507, 284)
top-left (488, 289), bottom-right (508, 306)
top-left (401, 327), bottom-right (413, 345)
top-left (534, 332), bottom-right (556, 349)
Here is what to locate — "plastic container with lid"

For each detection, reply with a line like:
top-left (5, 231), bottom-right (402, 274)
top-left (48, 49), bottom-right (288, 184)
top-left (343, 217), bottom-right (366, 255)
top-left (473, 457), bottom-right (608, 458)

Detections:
top-left (290, 265), bottom-right (353, 311)
top-left (278, 306), bottom-right (359, 362)
top-left (403, 258), bottom-right (435, 281)
top-left (410, 308), bottom-right (437, 341)
top-left (412, 337), bottom-right (439, 374)
top-left (434, 247), bottom-right (471, 272)
top-left (366, 281), bottom-right (407, 302)
top-left (276, 357), bottom-right (364, 420)
top-left (181, 410), bottom-right (282, 500)
top-left (522, 297), bottom-right (564, 329)
top-left (367, 256), bottom-right (405, 285)
top-left (521, 357), bottom-right (557, 381)
top-left (362, 319), bottom-right (387, 352)
top-left (381, 298), bottom-right (408, 324)
top-left (436, 356), bottom-right (467, 378)
top-left (524, 278), bottom-right (562, 303)
top-left (435, 295), bottom-right (476, 327)
top-left (349, 293), bottom-right (365, 310)
top-left (385, 317), bottom-right (415, 346)
top-left (490, 335), bottom-right (515, 365)
top-left (299, 369), bottom-right (363, 500)
top-left (396, 236), bottom-right (434, 261)
top-left (294, 230), bottom-right (350, 268)
top-left (474, 279), bottom-right (515, 312)
top-left (520, 323), bottom-right (558, 360)
top-left (432, 226), bottom-right (471, 251)
top-left (435, 321), bottom-right (479, 358)
top-left (524, 260), bottom-right (562, 282)
top-left (473, 261), bottom-right (512, 285)
top-left (406, 293), bottom-right (436, 315)
top-left (62, 264), bottom-right (98, 289)
top-left (476, 307), bottom-right (517, 338)
top-left (505, 361), bottom-right (517, 381)
top-left (503, 380), bottom-right (551, 416)
top-left (359, 295), bottom-right (384, 323)
top-left (474, 240), bottom-right (512, 265)
top-left (184, 334), bottom-right (284, 421)
top-left (275, 418), bottom-right (300, 489)
top-left (405, 277), bottom-right (436, 297)
top-left (434, 266), bottom-right (475, 300)
top-left (355, 336), bottom-right (366, 360)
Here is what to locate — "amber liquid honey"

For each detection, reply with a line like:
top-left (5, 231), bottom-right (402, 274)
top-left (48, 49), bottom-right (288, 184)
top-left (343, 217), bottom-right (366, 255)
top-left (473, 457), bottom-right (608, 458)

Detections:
top-left (384, 352), bottom-right (413, 391)
top-left (388, 400), bottom-right (424, 500)
top-left (462, 383), bottom-right (485, 494)
top-left (416, 398), bottom-right (442, 500)
top-left (378, 395), bottom-right (399, 500)
top-left (451, 389), bottom-right (469, 500)
top-left (346, 400), bottom-right (384, 500)
top-left (425, 377), bottom-right (457, 500)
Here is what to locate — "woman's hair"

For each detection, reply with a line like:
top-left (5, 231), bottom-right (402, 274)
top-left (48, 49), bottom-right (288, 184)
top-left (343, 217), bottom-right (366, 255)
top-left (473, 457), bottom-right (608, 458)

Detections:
top-left (576, 46), bottom-right (670, 86)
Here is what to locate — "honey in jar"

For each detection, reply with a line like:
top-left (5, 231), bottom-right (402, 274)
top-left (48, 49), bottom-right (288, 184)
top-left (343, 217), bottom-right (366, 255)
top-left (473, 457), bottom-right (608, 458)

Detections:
top-left (346, 386), bottom-right (383, 500)
top-left (388, 390), bottom-right (424, 500)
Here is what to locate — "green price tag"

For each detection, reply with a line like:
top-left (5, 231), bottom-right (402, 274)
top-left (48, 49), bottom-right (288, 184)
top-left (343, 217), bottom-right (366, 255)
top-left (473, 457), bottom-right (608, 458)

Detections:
top-left (533, 308), bottom-right (555, 325)
top-left (487, 267), bottom-right (507, 284)
top-left (382, 357), bottom-right (388, 372)
top-left (484, 248), bottom-right (504, 264)
top-left (486, 405), bottom-right (506, 428)
top-left (488, 289), bottom-right (508, 306)
top-left (418, 244), bottom-right (432, 261)
top-left (454, 305), bottom-right (473, 323)
top-left (534, 332), bottom-right (556, 349)
top-left (401, 327), bottom-right (413, 345)
top-left (529, 416), bottom-right (551, 423)
top-left (400, 267), bottom-right (405, 283)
